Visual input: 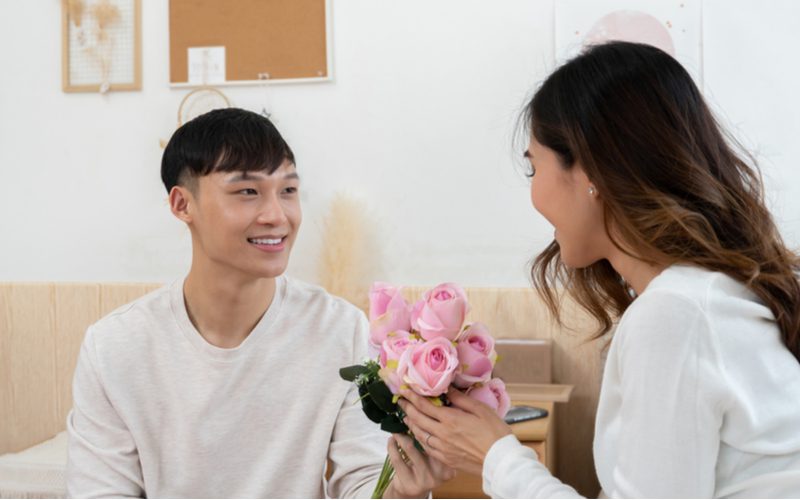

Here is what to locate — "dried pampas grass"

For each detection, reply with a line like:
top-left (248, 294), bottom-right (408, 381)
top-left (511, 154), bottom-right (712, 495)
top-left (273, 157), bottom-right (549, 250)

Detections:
top-left (68, 0), bottom-right (85, 27)
top-left (90, 0), bottom-right (120, 42)
top-left (318, 193), bottom-right (383, 312)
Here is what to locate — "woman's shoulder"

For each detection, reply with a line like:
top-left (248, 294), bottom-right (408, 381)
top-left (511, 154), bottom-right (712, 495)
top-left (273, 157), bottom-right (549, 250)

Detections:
top-left (616, 264), bottom-right (778, 361)
top-left (641, 265), bottom-right (773, 321)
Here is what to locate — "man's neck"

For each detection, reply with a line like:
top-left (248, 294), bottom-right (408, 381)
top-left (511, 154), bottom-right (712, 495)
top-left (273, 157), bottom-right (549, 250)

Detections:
top-left (183, 263), bottom-right (277, 349)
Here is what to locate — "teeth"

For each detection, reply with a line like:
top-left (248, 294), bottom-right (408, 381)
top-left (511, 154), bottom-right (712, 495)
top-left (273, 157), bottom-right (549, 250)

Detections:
top-left (249, 238), bottom-right (282, 245)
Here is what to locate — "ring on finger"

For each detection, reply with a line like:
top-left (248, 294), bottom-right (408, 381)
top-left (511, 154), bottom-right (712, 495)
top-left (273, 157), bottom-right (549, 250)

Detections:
top-left (425, 432), bottom-right (433, 447)
top-left (397, 441), bottom-right (411, 465)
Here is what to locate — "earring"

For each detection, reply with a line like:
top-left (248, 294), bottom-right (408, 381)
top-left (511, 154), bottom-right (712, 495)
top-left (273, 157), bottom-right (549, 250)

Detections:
top-left (588, 186), bottom-right (597, 196)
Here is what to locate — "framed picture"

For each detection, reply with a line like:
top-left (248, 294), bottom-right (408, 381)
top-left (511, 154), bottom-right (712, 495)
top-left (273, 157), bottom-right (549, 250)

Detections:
top-left (61, 0), bottom-right (142, 93)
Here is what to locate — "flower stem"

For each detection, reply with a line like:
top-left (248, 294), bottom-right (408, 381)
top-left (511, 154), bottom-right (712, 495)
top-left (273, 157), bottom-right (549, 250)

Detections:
top-left (371, 454), bottom-right (395, 499)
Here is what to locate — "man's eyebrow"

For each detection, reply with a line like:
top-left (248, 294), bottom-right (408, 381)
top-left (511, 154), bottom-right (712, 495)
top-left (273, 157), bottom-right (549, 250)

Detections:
top-left (225, 171), bottom-right (300, 182)
top-left (226, 172), bottom-right (259, 183)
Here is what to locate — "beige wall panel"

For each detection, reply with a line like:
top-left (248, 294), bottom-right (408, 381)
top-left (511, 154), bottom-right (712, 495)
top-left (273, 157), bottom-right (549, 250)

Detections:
top-left (53, 284), bottom-right (101, 428)
top-left (0, 284), bottom-right (59, 454)
top-left (99, 283), bottom-right (160, 317)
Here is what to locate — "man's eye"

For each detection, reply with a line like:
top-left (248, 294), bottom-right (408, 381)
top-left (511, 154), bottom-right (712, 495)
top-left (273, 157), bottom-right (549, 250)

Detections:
top-left (283, 186), bottom-right (298, 195)
top-left (238, 188), bottom-right (258, 195)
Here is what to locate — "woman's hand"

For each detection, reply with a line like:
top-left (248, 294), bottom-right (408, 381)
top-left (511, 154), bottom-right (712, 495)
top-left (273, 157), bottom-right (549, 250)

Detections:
top-left (397, 388), bottom-right (513, 475)
top-left (383, 433), bottom-right (456, 498)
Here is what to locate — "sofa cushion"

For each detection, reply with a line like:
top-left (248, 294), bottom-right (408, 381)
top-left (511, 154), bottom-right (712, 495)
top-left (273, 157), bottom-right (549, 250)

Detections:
top-left (0, 432), bottom-right (67, 499)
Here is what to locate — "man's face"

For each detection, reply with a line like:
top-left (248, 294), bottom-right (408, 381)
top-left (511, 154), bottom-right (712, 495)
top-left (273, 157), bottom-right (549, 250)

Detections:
top-left (182, 160), bottom-right (302, 280)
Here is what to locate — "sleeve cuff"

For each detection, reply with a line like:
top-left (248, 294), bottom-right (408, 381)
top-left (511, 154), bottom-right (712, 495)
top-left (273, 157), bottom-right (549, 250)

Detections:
top-left (483, 433), bottom-right (534, 481)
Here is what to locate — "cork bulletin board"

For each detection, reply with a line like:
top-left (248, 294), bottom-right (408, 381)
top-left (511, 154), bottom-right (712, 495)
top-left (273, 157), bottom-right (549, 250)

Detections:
top-left (169, 0), bottom-right (331, 86)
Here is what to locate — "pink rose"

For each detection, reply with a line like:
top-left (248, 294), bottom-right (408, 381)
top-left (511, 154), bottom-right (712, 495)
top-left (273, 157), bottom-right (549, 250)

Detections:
top-left (379, 331), bottom-right (416, 367)
top-left (466, 378), bottom-right (511, 418)
top-left (411, 283), bottom-right (469, 341)
top-left (398, 337), bottom-right (459, 397)
top-left (377, 331), bottom-right (423, 393)
top-left (368, 283), bottom-right (412, 347)
top-left (454, 323), bottom-right (497, 389)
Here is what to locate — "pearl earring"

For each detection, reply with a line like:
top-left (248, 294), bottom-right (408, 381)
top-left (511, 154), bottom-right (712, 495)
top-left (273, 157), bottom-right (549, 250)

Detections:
top-left (588, 186), bottom-right (597, 196)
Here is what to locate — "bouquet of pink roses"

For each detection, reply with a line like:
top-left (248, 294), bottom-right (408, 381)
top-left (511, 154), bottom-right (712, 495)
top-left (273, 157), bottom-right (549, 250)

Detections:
top-left (339, 282), bottom-right (511, 498)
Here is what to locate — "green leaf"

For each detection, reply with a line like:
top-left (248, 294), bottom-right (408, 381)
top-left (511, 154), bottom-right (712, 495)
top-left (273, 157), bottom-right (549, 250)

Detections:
top-left (340, 364), bottom-right (369, 382)
top-left (368, 380), bottom-right (397, 413)
top-left (380, 414), bottom-right (408, 434)
top-left (359, 385), bottom-right (387, 424)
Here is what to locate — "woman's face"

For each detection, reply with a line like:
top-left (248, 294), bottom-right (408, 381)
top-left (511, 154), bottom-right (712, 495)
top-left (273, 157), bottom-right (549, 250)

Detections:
top-left (526, 137), bottom-right (609, 268)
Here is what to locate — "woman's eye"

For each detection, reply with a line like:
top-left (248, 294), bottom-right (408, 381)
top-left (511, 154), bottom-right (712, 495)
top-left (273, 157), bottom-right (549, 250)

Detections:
top-left (238, 188), bottom-right (258, 195)
top-left (283, 186), bottom-right (298, 195)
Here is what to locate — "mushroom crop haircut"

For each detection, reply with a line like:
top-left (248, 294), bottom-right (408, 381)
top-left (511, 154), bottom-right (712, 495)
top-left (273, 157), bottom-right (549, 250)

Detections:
top-left (161, 107), bottom-right (295, 195)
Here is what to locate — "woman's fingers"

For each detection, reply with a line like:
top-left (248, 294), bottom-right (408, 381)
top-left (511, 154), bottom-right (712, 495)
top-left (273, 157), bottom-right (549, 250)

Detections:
top-left (402, 418), bottom-right (435, 454)
top-left (423, 444), bottom-right (458, 469)
top-left (398, 399), bottom-right (447, 447)
top-left (398, 389), bottom-right (512, 477)
top-left (447, 388), bottom-right (489, 414)
top-left (399, 389), bottom-right (448, 420)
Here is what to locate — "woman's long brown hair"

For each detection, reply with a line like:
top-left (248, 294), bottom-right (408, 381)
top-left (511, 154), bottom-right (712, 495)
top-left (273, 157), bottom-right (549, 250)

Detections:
top-left (525, 41), bottom-right (800, 362)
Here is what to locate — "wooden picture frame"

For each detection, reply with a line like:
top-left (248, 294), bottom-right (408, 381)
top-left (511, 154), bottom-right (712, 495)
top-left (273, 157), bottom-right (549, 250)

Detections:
top-left (62, 0), bottom-right (142, 92)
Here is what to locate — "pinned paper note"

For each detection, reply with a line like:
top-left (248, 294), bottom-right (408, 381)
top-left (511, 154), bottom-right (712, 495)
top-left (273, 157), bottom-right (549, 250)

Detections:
top-left (187, 46), bottom-right (226, 84)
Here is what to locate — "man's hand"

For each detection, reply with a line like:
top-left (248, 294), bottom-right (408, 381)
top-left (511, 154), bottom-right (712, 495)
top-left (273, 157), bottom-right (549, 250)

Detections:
top-left (382, 434), bottom-right (456, 498)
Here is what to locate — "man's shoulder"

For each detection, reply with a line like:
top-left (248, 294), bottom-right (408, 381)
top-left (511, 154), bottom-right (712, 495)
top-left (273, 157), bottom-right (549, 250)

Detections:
top-left (284, 276), bottom-right (365, 317)
top-left (280, 276), bottom-right (370, 365)
top-left (87, 283), bottom-right (175, 348)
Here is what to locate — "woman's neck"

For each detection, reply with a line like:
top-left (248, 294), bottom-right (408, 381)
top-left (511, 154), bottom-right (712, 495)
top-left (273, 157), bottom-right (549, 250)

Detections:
top-left (606, 249), bottom-right (667, 296)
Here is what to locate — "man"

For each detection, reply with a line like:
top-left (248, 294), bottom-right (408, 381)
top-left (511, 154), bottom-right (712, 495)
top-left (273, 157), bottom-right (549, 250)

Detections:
top-left (66, 108), bottom-right (449, 497)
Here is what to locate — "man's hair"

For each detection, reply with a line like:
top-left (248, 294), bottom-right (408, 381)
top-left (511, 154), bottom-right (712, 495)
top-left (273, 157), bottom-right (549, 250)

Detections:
top-left (160, 107), bottom-right (295, 193)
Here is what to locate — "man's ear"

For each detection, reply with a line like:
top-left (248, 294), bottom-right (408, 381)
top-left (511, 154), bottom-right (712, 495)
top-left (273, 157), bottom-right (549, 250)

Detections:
top-left (168, 186), bottom-right (194, 223)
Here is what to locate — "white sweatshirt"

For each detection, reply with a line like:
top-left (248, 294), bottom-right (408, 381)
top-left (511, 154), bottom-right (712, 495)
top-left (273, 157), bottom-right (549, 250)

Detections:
top-left (483, 265), bottom-right (800, 498)
top-left (66, 276), bottom-right (387, 498)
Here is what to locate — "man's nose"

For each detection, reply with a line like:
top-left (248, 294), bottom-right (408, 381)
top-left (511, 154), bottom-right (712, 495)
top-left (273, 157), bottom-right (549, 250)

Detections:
top-left (256, 194), bottom-right (288, 225)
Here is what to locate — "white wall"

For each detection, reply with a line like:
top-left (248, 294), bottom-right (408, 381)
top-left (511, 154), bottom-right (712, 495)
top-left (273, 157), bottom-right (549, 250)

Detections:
top-left (1, 0), bottom-right (798, 287)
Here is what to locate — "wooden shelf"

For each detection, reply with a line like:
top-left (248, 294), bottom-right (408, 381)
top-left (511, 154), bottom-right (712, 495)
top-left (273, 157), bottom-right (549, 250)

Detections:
top-left (505, 383), bottom-right (573, 403)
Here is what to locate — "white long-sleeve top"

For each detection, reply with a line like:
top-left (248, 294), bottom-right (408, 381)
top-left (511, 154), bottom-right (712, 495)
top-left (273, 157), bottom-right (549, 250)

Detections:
top-left (483, 265), bottom-right (800, 498)
top-left (66, 275), bottom-right (387, 498)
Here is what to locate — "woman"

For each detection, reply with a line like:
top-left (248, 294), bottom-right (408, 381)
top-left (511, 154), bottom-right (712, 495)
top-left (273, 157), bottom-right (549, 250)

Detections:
top-left (399, 41), bottom-right (800, 498)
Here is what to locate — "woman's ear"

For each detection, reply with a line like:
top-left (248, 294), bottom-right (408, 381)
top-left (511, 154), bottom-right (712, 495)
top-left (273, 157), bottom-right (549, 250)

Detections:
top-left (571, 164), bottom-right (598, 199)
top-left (168, 186), bottom-right (194, 223)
